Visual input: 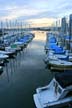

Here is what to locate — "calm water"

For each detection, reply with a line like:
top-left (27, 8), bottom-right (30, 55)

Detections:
top-left (0, 31), bottom-right (69, 108)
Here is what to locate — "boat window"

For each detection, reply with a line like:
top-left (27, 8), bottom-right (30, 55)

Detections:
top-left (41, 87), bottom-right (48, 91)
top-left (57, 87), bottom-right (62, 94)
top-left (55, 83), bottom-right (58, 95)
top-left (53, 81), bottom-right (56, 86)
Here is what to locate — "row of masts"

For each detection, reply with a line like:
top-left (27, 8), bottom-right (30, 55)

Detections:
top-left (0, 20), bottom-right (29, 30)
top-left (0, 20), bottom-right (31, 38)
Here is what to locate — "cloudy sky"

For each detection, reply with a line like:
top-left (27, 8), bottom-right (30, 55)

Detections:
top-left (0, 0), bottom-right (72, 27)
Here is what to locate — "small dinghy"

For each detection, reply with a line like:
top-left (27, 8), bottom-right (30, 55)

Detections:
top-left (33, 72), bottom-right (72, 108)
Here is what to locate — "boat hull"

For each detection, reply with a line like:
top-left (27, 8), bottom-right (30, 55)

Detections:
top-left (33, 94), bottom-right (72, 108)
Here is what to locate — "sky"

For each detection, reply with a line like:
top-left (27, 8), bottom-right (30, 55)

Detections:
top-left (0, 0), bottom-right (72, 27)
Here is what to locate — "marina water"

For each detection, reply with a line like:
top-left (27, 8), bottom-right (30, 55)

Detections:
top-left (0, 31), bottom-right (68, 108)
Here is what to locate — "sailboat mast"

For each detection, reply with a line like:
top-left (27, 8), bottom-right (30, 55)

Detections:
top-left (1, 21), bottom-right (4, 41)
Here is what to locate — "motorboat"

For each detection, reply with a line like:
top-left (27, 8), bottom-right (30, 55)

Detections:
top-left (33, 72), bottom-right (72, 108)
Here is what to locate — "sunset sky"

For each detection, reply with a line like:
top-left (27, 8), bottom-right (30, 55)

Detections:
top-left (0, 0), bottom-right (72, 27)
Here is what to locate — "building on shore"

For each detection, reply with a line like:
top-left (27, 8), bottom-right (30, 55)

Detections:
top-left (61, 17), bottom-right (68, 35)
top-left (69, 14), bottom-right (72, 36)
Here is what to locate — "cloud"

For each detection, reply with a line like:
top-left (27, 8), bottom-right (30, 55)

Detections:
top-left (0, 5), bottom-right (48, 20)
top-left (0, 0), bottom-right (72, 20)
top-left (0, 0), bottom-right (71, 27)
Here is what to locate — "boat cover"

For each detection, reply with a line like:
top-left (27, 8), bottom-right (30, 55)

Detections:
top-left (49, 37), bottom-right (56, 43)
top-left (54, 49), bottom-right (65, 54)
top-left (64, 35), bottom-right (71, 40)
top-left (55, 72), bottom-right (72, 88)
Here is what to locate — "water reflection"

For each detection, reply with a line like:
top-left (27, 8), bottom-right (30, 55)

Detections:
top-left (0, 31), bottom-right (61, 108)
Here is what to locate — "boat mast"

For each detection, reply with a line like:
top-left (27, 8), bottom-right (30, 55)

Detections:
top-left (21, 21), bottom-right (23, 36)
top-left (15, 20), bottom-right (17, 35)
top-left (1, 21), bottom-right (4, 41)
top-left (6, 19), bottom-right (9, 34)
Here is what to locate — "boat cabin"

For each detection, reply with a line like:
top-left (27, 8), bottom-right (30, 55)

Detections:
top-left (33, 72), bottom-right (72, 108)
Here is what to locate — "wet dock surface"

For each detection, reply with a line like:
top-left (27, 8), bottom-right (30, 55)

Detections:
top-left (0, 31), bottom-right (64, 108)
